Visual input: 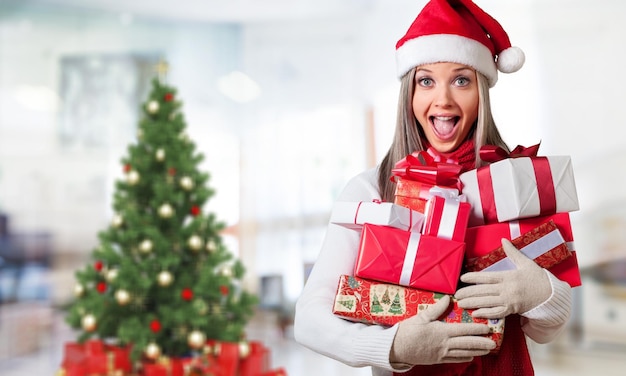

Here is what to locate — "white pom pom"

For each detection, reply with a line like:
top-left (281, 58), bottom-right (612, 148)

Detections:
top-left (497, 46), bottom-right (525, 73)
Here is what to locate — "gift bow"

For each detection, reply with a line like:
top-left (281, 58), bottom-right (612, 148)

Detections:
top-left (479, 142), bottom-right (541, 163)
top-left (391, 151), bottom-right (462, 187)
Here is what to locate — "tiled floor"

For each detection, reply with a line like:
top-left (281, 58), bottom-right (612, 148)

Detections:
top-left (2, 307), bottom-right (626, 376)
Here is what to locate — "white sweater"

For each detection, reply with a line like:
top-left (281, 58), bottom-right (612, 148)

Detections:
top-left (293, 167), bottom-right (572, 376)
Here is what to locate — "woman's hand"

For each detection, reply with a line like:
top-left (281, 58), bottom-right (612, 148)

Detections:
top-left (390, 295), bottom-right (495, 366)
top-left (455, 239), bottom-right (552, 318)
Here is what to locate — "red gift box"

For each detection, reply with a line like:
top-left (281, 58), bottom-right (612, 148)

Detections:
top-left (184, 355), bottom-right (235, 376)
top-left (355, 223), bottom-right (465, 294)
top-left (205, 340), bottom-right (239, 376)
top-left (239, 341), bottom-right (271, 376)
top-left (422, 188), bottom-right (471, 242)
top-left (333, 275), bottom-right (504, 353)
top-left (464, 213), bottom-right (581, 287)
top-left (393, 178), bottom-right (432, 213)
top-left (142, 357), bottom-right (189, 376)
top-left (459, 146), bottom-right (579, 226)
top-left (62, 340), bottom-right (132, 376)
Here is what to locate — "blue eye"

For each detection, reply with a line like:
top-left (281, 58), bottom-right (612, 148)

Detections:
top-left (455, 77), bottom-right (470, 86)
top-left (418, 77), bottom-right (433, 87)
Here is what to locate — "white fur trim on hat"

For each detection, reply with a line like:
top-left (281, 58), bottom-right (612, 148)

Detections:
top-left (396, 34), bottom-right (498, 87)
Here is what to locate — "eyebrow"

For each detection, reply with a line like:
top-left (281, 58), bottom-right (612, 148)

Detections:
top-left (416, 67), bottom-right (474, 74)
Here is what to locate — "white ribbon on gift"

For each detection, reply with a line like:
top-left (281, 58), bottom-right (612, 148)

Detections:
top-left (482, 228), bottom-right (565, 272)
top-left (427, 187), bottom-right (467, 240)
top-left (400, 232), bottom-right (422, 286)
top-left (508, 220), bottom-right (521, 238)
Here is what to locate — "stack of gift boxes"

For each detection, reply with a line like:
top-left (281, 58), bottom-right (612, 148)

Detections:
top-left (330, 145), bottom-right (581, 354)
top-left (59, 339), bottom-right (287, 376)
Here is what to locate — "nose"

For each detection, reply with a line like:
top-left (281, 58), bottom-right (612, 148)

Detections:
top-left (433, 86), bottom-right (453, 107)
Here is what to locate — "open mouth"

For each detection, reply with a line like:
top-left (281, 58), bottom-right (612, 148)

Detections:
top-left (430, 115), bottom-right (459, 140)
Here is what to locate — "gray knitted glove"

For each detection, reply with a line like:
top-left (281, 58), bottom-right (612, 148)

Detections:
top-left (455, 239), bottom-right (552, 318)
top-left (390, 295), bottom-right (496, 366)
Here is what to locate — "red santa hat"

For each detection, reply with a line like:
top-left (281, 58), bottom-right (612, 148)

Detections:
top-left (395, 0), bottom-right (524, 87)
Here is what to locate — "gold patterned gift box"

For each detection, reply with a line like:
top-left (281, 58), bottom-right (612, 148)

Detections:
top-left (333, 275), bottom-right (504, 353)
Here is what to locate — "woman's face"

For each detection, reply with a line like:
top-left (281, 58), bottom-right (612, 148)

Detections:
top-left (412, 62), bottom-right (479, 153)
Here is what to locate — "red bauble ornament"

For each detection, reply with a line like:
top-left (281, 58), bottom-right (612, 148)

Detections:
top-left (150, 319), bottom-right (162, 333)
top-left (168, 167), bottom-right (177, 176)
top-left (94, 261), bottom-right (104, 272)
top-left (164, 93), bottom-right (174, 102)
top-left (181, 288), bottom-right (194, 301)
top-left (96, 282), bottom-right (107, 293)
top-left (190, 205), bottom-right (200, 216)
top-left (220, 285), bottom-right (229, 296)
top-left (123, 164), bottom-right (131, 173)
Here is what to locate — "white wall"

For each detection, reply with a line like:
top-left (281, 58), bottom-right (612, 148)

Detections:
top-left (0, 5), bottom-right (242, 254)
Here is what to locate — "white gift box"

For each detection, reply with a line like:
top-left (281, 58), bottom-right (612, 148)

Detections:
top-left (460, 156), bottom-right (579, 226)
top-left (330, 201), bottom-right (425, 232)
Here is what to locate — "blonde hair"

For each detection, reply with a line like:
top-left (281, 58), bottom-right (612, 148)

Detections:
top-left (377, 67), bottom-right (509, 202)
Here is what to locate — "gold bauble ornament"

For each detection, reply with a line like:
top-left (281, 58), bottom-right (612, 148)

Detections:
top-left (205, 239), bottom-right (217, 253)
top-left (81, 314), bottom-right (97, 332)
top-left (137, 128), bottom-right (144, 139)
top-left (55, 368), bottom-right (67, 376)
top-left (187, 330), bottom-right (206, 349)
top-left (126, 170), bottom-right (140, 185)
top-left (220, 265), bottom-right (233, 278)
top-left (111, 213), bottom-right (124, 228)
top-left (212, 304), bottom-right (222, 315)
top-left (187, 235), bottom-right (203, 251)
top-left (158, 203), bottom-right (174, 218)
top-left (155, 148), bottom-right (166, 162)
top-left (139, 239), bottom-right (153, 254)
top-left (192, 299), bottom-right (208, 315)
top-left (106, 268), bottom-right (119, 282)
top-left (147, 100), bottom-right (159, 114)
top-left (238, 341), bottom-right (250, 358)
top-left (74, 283), bottom-right (85, 297)
top-left (115, 289), bottom-right (131, 305)
top-left (179, 176), bottom-right (194, 190)
top-left (158, 271), bottom-right (174, 286)
top-left (145, 342), bottom-right (161, 360)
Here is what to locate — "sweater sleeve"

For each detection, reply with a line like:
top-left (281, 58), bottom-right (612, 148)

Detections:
top-left (293, 168), bottom-right (403, 372)
top-left (519, 270), bottom-right (572, 344)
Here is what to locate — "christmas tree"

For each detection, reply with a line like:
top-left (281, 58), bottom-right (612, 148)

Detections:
top-left (370, 294), bottom-right (383, 314)
top-left (388, 293), bottom-right (404, 315)
top-left (65, 67), bottom-right (257, 363)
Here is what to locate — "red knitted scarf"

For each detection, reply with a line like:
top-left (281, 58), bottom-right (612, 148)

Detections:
top-left (424, 139), bottom-right (476, 172)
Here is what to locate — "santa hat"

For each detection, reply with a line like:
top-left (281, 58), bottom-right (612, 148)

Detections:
top-left (395, 0), bottom-right (524, 87)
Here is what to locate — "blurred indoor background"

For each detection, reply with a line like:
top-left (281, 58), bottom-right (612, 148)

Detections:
top-left (1, 0), bottom-right (626, 374)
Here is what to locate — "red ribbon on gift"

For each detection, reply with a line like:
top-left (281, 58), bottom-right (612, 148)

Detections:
top-left (479, 143), bottom-right (541, 163)
top-left (391, 151), bottom-right (462, 188)
top-left (476, 143), bottom-right (557, 223)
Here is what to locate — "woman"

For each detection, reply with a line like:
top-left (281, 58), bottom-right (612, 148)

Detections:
top-left (294, 1), bottom-right (572, 375)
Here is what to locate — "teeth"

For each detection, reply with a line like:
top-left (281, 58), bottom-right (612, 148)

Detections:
top-left (433, 116), bottom-right (454, 121)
